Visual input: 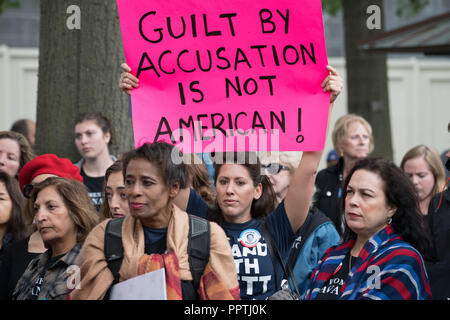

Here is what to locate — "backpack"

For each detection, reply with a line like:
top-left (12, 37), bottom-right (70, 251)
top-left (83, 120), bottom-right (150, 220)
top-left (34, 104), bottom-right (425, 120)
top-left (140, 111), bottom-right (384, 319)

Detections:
top-left (103, 214), bottom-right (210, 297)
top-left (261, 206), bottom-right (335, 299)
top-left (286, 206), bottom-right (331, 269)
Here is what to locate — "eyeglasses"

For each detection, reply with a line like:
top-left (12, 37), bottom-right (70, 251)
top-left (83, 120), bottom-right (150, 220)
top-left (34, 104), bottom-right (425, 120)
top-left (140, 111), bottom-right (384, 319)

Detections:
top-left (261, 163), bottom-right (291, 175)
top-left (23, 184), bottom-right (34, 199)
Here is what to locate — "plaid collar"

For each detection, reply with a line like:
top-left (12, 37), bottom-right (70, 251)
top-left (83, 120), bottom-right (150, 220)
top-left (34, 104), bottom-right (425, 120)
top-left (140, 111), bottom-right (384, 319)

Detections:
top-left (33, 242), bottom-right (83, 270)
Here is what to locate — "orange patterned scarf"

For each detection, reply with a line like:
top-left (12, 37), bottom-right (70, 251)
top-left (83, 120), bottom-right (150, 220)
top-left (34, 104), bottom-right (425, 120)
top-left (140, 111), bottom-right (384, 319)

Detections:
top-left (138, 253), bottom-right (238, 300)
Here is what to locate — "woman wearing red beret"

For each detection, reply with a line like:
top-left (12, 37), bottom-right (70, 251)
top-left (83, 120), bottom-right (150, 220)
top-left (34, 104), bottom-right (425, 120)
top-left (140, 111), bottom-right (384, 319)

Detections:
top-left (0, 154), bottom-right (86, 300)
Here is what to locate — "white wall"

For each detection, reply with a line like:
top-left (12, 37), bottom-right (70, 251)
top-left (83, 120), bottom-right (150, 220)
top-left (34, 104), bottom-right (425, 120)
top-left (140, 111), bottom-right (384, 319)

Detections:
top-left (320, 56), bottom-right (450, 170)
top-left (0, 45), bottom-right (39, 131)
top-left (0, 46), bottom-right (448, 168)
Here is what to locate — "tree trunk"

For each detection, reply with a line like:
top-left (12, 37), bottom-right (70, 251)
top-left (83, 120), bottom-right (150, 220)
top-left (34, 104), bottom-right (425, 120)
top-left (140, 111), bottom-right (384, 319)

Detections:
top-left (35, 0), bottom-right (133, 162)
top-left (342, 0), bottom-right (393, 160)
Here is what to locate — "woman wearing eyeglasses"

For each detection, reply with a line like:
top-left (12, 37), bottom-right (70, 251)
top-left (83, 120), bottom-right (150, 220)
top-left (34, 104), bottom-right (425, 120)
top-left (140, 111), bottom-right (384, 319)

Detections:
top-left (259, 152), bottom-right (302, 206)
top-left (258, 151), bottom-right (340, 296)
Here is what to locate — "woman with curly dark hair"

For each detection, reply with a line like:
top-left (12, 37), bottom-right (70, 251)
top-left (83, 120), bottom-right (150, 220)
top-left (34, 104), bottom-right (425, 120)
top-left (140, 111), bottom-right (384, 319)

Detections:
top-left (304, 157), bottom-right (432, 300)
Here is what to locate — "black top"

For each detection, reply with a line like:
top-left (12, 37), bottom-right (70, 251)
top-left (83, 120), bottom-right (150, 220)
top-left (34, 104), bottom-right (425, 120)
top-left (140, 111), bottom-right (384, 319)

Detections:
top-left (80, 167), bottom-right (104, 211)
top-left (142, 227), bottom-right (197, 299)
top-left (27, 253), bottom-right (65, 301)
top-left (0, 236), bottom-right (40, 300)
top-left (314, 252), bottom-right (356, 300)
top-left (313, 157), bottom-right (345, 235)
top-left (426, 187), bottom-right (450, 300)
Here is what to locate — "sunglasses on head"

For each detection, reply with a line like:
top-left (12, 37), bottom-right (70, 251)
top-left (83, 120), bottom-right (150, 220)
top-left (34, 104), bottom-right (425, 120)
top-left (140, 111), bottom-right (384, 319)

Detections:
top-left (261, 163), bottom-right (290, 175)
top-left (23, 184), bottom-right (34, 199)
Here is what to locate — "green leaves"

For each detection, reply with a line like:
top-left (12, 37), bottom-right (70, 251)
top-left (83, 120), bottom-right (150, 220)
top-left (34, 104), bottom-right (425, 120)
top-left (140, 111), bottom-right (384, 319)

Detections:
top-left (0, 0), bottom-right (20, 14)
top-left (395, 0), bottom-right (429, 18)
top-left (322, 0), bottom-right (342, 16)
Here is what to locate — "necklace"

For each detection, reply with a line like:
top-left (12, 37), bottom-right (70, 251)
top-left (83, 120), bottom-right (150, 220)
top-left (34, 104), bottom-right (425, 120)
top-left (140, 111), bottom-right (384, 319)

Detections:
top-left (349, 254), bottom-right (354, 274)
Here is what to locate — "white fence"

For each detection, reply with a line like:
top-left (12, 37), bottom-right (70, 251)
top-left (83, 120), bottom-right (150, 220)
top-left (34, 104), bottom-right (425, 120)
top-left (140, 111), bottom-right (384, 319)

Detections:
top-left (323, 57), bottom-right (450, 169)
top-left (0, 45), bottom-right (449, 167)
top-left (0, 45), bottom-right (39, 131)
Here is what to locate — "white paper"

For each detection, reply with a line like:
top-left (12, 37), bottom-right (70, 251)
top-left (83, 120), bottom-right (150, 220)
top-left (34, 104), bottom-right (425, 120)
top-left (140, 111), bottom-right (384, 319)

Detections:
top-left (109, 268), bottom-right (167, 300)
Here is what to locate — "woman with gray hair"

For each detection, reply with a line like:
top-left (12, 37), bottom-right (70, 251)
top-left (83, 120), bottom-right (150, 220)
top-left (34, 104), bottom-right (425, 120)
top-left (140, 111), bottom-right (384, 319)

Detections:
top-left (312, 114), bottom-right (374, 235)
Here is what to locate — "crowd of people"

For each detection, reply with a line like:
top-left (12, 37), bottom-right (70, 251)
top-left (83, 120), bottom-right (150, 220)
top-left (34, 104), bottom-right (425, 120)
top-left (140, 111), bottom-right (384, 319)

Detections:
top-left (0, 63), bottom-right (449, 301)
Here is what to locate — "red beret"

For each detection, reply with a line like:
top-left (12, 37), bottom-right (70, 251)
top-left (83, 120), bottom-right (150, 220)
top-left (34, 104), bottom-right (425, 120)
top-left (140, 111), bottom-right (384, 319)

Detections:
top-left (19, 154), bottom-right (83, 192)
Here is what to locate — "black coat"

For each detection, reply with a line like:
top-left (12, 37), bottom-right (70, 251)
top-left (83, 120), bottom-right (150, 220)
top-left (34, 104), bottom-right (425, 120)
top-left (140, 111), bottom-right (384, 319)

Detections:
top-left (312, 158), bottom-right (345, 235)
top-left (426, 187), bottom-right (450, 300)
top-left (0, 236), bottom-right (39, 300)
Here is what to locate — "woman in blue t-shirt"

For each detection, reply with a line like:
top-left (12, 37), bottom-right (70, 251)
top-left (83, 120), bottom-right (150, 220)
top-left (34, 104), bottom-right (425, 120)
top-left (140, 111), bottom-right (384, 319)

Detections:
top-left (172, 65), bottom-right (343, 299)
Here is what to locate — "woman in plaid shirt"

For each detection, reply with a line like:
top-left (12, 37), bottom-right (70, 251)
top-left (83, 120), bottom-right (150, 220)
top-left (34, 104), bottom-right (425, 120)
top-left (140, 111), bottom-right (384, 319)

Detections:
top-left (12, 177), bottom-right (99, 300)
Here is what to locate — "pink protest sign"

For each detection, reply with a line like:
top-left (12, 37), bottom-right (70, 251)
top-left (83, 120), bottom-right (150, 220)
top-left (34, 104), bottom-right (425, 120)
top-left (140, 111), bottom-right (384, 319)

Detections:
top-left (116, 0), bottom-right (330, 152)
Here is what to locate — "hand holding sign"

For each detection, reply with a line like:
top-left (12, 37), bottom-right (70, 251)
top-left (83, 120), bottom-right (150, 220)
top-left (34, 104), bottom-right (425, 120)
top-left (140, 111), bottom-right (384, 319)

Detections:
top-left (322, 65), bottom-right (343, 104)
top-left (119, 63), bottom-right (139, 95)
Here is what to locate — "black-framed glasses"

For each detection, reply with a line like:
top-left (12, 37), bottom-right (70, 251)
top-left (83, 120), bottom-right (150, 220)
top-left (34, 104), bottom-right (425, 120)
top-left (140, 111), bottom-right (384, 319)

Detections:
top-left (261, 163), bottom-right (290, 175)
top-left (23, 184), bottom-right (34, 199)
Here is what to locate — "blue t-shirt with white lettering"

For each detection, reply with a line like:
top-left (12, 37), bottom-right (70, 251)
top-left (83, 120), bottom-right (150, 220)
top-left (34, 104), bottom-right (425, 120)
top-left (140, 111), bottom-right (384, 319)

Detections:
top-left (186, 189), bottom-right (295, 300)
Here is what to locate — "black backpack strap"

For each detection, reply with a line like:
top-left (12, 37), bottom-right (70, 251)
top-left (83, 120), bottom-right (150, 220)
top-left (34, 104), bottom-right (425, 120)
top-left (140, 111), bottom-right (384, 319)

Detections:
top-left (187, 214), bottom-right (210, 291)
top-left (286, 207), bottom-right (331, 269)
top-left (104, 217), bottom-right (125, 285)
top-left (260, 221), bottom-right (301, 296)
top-left (260, 222), bottom-right (279, 289)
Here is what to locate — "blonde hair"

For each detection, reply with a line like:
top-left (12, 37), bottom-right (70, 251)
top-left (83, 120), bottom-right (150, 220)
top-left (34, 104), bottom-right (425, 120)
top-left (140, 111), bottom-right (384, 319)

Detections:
top-left (184, 153), bottom-right (215, 205)
top-left (331, 114), bottom-right (374, 156)
top-left (400, 144), bottom-right (446, 198)
top-left (258, 151), bottom-right (302, 175)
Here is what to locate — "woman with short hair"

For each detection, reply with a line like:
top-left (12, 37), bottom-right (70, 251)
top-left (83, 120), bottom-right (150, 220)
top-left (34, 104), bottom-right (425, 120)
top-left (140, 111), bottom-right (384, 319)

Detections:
top-left (70, 142), bottom-right (239, 300)
top-left (74, 112), bottom-right (117, 210)
top-left (313, 114), bottom-right (374, 235)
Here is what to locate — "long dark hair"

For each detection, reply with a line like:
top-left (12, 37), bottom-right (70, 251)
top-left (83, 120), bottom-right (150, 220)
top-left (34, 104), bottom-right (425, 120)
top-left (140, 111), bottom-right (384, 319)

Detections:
top-left (0, 171), bottom-right (29, 240)
top-left (341, 157), bottom-right (433, 257)
top-left (209, 152), bottom-right (276, 225)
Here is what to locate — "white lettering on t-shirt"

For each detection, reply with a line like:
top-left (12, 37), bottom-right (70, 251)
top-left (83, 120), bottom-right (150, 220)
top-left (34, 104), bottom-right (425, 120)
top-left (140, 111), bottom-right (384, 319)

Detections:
top-left (234, 258), bottom-right (244, 271)
top-left (231, 244), bottom-right (242, 258)
top-left (244, 258), bottom-right (259, 274)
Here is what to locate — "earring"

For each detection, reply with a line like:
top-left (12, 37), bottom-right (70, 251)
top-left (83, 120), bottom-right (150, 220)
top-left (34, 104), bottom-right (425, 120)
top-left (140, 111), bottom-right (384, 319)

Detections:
top-left (386, 216), bottom-right (392, 225)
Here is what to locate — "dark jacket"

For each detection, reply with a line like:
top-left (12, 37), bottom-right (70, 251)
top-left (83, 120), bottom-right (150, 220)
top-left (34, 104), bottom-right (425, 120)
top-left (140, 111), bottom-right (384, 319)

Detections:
top-left (12, 243), bottom-right (82, 300)
top-left (426, 187), bottom-right (450, 300)
top-left (312, 157), bottom-right (344, 235)
top-left (0, 236), bottom-right (40, 300)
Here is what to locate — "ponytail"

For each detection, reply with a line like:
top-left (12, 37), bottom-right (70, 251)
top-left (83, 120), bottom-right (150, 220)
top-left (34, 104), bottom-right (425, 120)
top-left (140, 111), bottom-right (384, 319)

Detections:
top-left (210, 152), bottom-right (277, 226)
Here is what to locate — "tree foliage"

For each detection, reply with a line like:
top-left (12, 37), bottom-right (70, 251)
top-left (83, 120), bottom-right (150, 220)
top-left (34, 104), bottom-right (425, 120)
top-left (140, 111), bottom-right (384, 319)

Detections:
top-left (322, 0), bottom-right (429, 17)
top-left (0, 0), bottom-right (19, 14)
